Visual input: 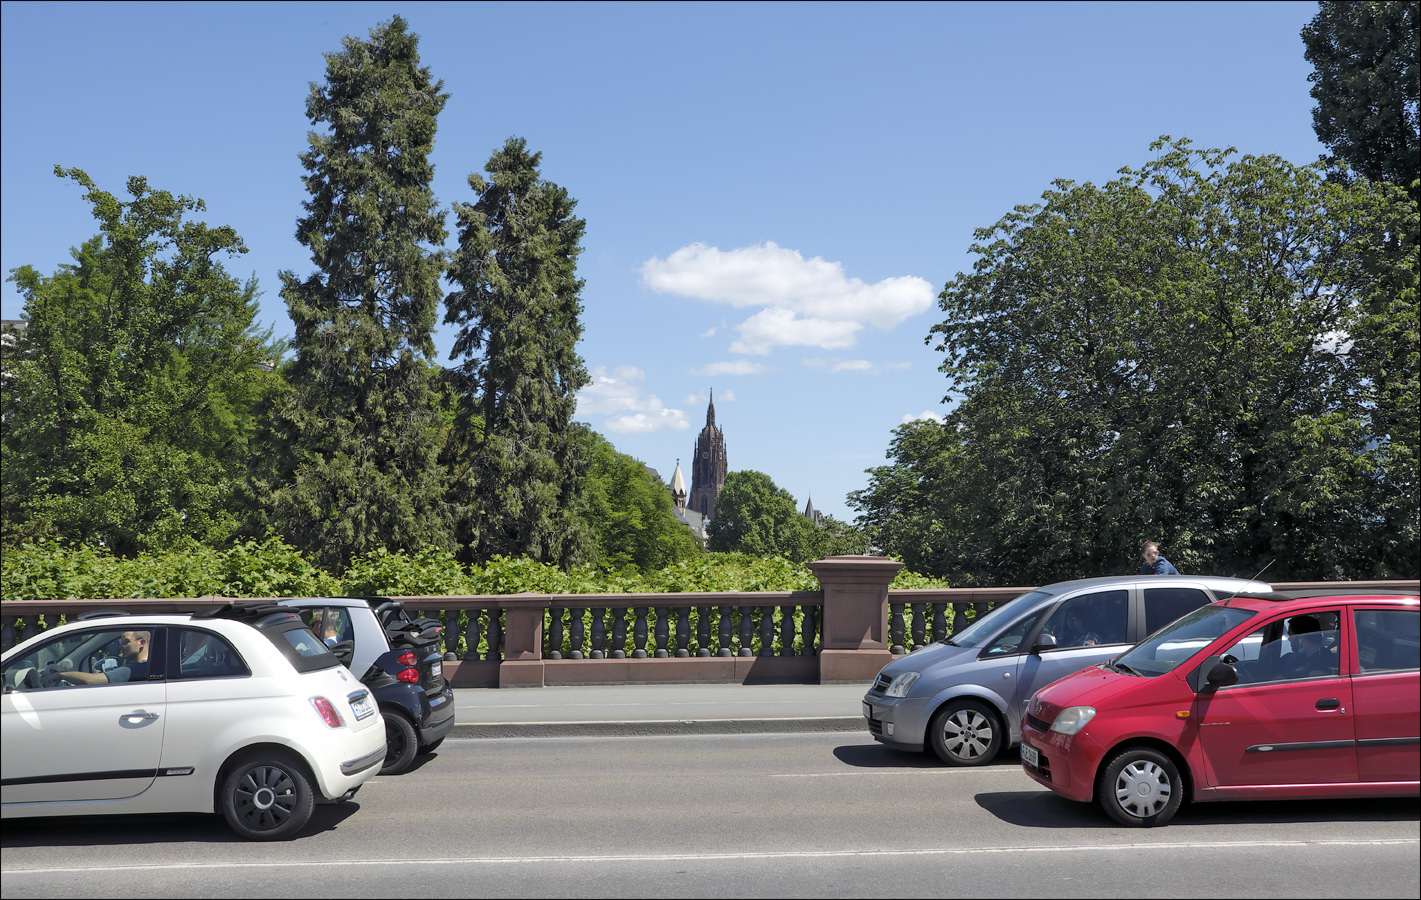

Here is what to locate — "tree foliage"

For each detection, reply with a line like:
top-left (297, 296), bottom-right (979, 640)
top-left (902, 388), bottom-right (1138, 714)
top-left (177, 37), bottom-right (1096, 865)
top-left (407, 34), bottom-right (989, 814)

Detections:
top-left (443, 137), bottom-right (592, 566)
top-left (582, 436), bottom-right (702, 573)
top-left (853, 139), bottom-right (1418, 584)
top-left (1302, 1), bottom-right (1420, 201)
top-left (707, 471), bottom-right (823, 562)
top-left (3, 168), bottom-right (279, 555)
top-left (255, 16), bottom-right (454, 572)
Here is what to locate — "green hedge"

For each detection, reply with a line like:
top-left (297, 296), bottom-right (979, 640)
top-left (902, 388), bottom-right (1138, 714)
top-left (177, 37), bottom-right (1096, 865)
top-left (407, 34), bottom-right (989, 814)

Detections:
top-left (1, 540), bottom-right (949, 601)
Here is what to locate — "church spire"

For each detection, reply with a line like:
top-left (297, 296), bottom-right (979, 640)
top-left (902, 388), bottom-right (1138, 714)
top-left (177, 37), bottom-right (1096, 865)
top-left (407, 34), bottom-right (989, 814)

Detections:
top-left (706, 388), bottom-right (715, 427)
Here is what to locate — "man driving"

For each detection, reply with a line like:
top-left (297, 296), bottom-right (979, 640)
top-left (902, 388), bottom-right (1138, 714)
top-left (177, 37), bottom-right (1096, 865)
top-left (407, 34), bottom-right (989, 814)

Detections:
top-left (53, 630), bottom-right (151, 685)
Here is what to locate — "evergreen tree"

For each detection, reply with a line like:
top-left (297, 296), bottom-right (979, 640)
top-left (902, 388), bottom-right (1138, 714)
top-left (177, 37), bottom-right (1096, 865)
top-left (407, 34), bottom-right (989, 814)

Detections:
top-left (444, 137), bottom-right (592, 566)
top-left (256, 16), bottom-right (453, 572)
top-left (3, 168), bottom-right (278, 555)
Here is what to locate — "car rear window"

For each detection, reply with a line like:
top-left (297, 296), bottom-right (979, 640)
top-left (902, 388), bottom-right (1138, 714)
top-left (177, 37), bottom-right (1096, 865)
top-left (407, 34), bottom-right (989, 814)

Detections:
top-left (259, 617), bottom-right (340, 673)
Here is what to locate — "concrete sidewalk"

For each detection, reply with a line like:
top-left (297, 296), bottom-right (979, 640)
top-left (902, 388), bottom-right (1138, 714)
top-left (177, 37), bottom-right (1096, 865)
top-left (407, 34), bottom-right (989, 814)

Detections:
top-left (449, 682), bottom-right (871, 738)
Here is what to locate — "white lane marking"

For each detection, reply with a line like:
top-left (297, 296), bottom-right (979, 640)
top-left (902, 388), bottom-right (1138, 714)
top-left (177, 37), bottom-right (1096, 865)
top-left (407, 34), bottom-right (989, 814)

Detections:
top-left (6, 840), bottom-right (1417, 874)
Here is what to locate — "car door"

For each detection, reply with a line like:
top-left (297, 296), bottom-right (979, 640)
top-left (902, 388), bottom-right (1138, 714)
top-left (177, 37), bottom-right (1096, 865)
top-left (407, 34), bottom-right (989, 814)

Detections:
top-left (1350, 606), bottom-right (1420, 783)
top-left (1014, 589), bottom-right (1130, 718)
top-left (1, 626), bottom-right (167, 803)
top-left (1196, 609), bottom-right (1356, 787)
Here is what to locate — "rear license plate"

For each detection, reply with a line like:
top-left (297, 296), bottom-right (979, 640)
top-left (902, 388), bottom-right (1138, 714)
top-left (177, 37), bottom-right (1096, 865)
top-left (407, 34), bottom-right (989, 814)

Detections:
top-left (1021, 742), bottom-right (1040, 768)
top-left (349, 691), bottom-right (375, 721)
top-left (429, 660), bottom-right (442, 681)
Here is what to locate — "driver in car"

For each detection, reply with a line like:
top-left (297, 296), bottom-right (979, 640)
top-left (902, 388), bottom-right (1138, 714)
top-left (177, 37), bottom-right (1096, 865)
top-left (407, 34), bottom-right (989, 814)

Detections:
top-left (52, 630), bottom-right (151, 685)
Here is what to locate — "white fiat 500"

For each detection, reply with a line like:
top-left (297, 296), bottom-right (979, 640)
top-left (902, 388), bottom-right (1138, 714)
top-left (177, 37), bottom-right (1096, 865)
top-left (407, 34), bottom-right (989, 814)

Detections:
top-left (1, 603), bottom-right (386, 840)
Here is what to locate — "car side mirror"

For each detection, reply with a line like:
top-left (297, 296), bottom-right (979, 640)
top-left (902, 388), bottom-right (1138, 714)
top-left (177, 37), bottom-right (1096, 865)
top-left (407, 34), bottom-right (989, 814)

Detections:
top-left (1205, 661), bottom-right (1239, 689)
top-left (1032, 632), bottom-right (1057, 653)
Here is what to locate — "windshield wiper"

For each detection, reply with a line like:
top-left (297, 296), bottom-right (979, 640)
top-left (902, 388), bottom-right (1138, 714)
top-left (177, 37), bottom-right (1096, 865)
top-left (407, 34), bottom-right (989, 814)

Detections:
top-left (1112, 661), bottom-right (1143, 677)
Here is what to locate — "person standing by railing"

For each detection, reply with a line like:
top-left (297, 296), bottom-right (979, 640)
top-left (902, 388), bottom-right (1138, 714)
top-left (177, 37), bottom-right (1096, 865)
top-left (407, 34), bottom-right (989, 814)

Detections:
top-left (1138, 541), bottom-right (1178, 575)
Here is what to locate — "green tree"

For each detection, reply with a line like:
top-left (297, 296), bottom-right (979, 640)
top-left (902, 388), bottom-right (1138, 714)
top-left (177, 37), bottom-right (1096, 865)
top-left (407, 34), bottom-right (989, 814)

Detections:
top-left (3, 168), bottom-right (279, 555)
top-left (582, 436), bottom-right (701, 573)
top-left (255, 16), bottom-right (453, 572)
top-left (707, 471), bottom-right (822, 563)
top-left (1302, 1), bottom-right (1420, 201)
top-left (443, 137), bottom-right (592, 566)
top-left (853, 139), bottom-right (1417, 584)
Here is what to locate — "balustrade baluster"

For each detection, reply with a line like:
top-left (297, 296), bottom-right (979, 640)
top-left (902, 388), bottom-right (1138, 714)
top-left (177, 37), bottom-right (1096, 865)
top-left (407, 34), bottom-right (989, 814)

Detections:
top-left (718, 606), bottom-right (733, 657)
top-left (738, 606), bottom-right (754, 657)
top-left (633, 608), bottom-right (649, 658)
top-left (612, 609), bottom-right (627, 658)
top-left (779, 605), bottom-right (794, 656)
top-left (953, 602), bottom-right (969, 636)
top-left (548, 607), bottom-right (564, 660)
top-left (24, 616), bottom-right (40, 644)
top-left (442, 609), bottom-right (462, 661)
top-left (569, 607), bottom-right (585, 659)
top-left (695, 606), bottom-right (711, 657)
top-left (676, 607), bottom-right (691, 657)
top-left (889, 602), bottom-right (906, 655)
top-left (911, 602), bottom-right (926, 651)
top-left (465, 610), bottom-right (483, 661)
top-left (932, 603), bottom-right (947, 644)
top-left (486, 610), bottom-right (503, 662)
top-left (801, 605), bottom-right (818, 655)
top-left (2, 615), bottom-right (15, 652)
top-left (758, 605), bottom-right (775, 657)
top-left (654, 607), bottom-right (670, 658)
top-left (591, 607), bottom-right (606, 659)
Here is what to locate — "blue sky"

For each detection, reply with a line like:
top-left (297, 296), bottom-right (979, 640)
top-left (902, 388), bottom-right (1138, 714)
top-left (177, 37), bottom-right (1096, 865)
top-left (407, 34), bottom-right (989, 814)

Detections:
top-left (1, 1), bottom-right (1327, 522)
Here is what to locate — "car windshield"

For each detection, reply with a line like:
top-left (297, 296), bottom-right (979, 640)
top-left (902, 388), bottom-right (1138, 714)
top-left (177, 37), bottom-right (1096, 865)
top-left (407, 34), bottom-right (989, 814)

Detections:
top-left (946, 591), bottom-right (1053, 648)
top-left (1112, 604), bottom-right (1258, 677)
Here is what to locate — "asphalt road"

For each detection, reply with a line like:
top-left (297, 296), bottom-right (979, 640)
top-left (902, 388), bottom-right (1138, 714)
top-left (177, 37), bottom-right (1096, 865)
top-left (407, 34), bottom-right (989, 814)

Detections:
top-left (3, 732), bottom-right (1418, 898)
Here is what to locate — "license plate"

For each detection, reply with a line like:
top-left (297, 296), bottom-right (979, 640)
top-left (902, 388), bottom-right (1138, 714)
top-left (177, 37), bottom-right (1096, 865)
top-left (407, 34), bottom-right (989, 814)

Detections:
top-left (1021, 742), bottom-right (1040, 768)
top-left (429, 660), bottom-right (442, 681)
top-left (349, 691), bottom-right (375, 721)
top-left (862, 701), bottom-right (872, 719)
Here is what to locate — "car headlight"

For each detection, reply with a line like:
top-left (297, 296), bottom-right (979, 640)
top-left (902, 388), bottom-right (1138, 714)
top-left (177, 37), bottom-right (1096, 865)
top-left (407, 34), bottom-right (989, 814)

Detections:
top-left (1049, 706), bottom-right (1097, 735)
top-left (884, 671), bottom-right (920, 698)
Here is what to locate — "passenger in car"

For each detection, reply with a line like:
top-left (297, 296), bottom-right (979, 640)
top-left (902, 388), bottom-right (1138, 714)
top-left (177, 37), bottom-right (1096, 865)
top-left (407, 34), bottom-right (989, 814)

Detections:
top-left (54, 630), bottom-right (151, 685)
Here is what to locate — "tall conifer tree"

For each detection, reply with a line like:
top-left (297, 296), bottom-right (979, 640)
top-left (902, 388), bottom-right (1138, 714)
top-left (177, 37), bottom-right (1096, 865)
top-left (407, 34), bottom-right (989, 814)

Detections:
top-left (257, 16), bottom-right (452, 571)
top-left (444, 138), bottom-right (593, 566)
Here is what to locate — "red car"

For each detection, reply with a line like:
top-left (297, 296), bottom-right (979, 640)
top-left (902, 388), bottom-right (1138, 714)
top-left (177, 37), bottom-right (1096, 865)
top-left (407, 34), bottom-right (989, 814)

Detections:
top-left (1020, 590), bottom-right (1420, 826)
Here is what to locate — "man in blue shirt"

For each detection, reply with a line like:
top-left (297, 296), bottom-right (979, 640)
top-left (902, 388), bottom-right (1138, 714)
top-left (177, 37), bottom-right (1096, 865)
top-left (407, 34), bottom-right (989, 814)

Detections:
top-left (1138, 541), bottom-right (1178, 575)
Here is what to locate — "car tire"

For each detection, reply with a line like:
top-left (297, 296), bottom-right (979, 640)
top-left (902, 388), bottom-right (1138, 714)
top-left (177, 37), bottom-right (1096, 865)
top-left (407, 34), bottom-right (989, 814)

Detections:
top-left (220, 750), bottom-right (316, 841)
top-left (420, 737), bottom-right (445, 754)
top-left (381, 711), bottom-right (419, 775)
top-left (929, 699), bottom-right (1003, 766)
top-left (1098, 746), bottom-right (1184, 827)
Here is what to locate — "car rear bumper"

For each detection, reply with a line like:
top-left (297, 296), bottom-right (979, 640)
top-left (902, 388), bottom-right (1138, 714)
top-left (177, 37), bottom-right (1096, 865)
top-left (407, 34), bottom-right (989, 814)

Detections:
top-left (419, 686), bottom-right (455, 745)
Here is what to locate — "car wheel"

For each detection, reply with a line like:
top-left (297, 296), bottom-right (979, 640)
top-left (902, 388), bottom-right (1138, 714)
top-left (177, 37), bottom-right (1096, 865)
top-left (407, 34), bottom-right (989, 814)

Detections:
top-left (1098, 746), bottom-right (1183, 827)
top-left (381, 711), bottom-right (419, 775)
top-left (220, 751), bottom-right (315, 841)
top-left (420, 737), bottom-right (444, 754)
top-left (929, 699), bottom-right (1003, 766)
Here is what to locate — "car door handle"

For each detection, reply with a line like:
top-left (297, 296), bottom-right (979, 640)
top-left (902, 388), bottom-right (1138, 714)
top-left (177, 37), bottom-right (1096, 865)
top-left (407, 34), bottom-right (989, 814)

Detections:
top-left (121, 711), bottom-right (160, 722)
top-left (1315, 698), bottom-right (1341, 711)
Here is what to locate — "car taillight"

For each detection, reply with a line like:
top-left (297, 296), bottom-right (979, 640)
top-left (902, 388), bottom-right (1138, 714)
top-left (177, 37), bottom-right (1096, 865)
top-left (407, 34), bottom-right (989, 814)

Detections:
top-left (398, 652), bottom-right (418, 667)
top-left (311, 696), bottom-right (343, 728)
top-left (398, 668), bottom-right (420, 683)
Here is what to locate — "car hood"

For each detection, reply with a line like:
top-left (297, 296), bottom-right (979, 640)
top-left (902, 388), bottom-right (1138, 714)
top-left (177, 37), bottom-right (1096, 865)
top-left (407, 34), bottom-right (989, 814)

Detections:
top-left (1027, 664), bottom-right (1139, 722)
top-left (877, 641), bottom-right (992, 684)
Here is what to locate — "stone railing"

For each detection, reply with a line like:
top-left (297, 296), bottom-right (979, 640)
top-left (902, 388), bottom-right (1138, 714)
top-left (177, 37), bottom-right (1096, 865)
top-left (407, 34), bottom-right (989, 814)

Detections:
top-left (2, 558), bottom-right (1415, 687)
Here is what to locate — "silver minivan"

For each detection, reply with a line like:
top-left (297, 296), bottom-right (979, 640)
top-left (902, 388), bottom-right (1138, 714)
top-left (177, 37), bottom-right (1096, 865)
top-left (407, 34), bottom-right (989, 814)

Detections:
top-left (862, 575), bottom-right (1270, 765)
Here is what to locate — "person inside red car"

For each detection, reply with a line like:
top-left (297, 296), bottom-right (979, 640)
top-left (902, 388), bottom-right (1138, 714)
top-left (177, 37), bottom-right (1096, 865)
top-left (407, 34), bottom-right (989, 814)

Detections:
top-left (1279, 614), bottom-right (1337, 679)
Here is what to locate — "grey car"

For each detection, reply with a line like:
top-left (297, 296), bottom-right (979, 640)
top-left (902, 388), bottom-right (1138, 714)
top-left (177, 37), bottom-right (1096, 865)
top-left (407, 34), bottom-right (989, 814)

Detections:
top-left (862, 575), bottom-right (1270, 765)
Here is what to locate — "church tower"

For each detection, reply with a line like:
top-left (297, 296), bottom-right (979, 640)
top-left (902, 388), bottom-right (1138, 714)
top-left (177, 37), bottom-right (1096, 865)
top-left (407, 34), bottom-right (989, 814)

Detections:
top-left (688, 390), bottom-right (728, 520)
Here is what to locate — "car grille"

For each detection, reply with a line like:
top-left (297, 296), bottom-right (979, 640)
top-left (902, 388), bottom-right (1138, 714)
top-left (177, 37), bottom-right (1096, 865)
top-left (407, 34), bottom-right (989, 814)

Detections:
top-left (870, 674), bottom-right (891, 695)
top-left (1026, 752), bottom-right (1052, 783)
top-left (1026, 713), bottom-right (1052, 733)
top-left (866, 714), bottom-right (884, 737)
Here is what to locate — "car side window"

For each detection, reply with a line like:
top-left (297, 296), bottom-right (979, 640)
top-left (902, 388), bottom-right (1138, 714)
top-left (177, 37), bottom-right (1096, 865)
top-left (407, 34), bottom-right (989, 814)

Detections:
top-left (302, 607), bottom-right (352, 647)
top-left (1039, 590), bottom-right (1129, 649)
top-left (1143, 587), bottom-right (1211, 636)
top-left (1218, 611), bottom-right (1342, 686)
top-left (2, 627), bottom-right (157, 691)
top-left (172, 628), bottom-right (250, 680)
top-left (983, 609), bottom-right (1048, 656)
top-left (1353, 608), bottom-right (1420, 673)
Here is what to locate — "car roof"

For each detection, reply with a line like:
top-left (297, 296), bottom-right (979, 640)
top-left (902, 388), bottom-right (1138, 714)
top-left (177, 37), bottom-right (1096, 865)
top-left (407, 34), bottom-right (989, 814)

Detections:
top-left (1034, 574), bottom-right (1270, 594)
top-left (1222, 590), bottom-right (1419, 609)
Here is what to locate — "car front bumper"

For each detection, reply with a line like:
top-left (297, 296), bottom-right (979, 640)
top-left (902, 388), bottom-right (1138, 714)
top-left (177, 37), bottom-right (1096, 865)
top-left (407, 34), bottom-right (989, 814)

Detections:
top-left (862, 694), bottom-right (931, 751)
top-left (1019, 716), bottom-right (1106, 803)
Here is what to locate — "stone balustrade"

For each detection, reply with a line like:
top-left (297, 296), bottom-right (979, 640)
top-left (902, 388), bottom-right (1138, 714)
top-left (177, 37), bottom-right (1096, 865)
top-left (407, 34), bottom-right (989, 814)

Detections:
top-left (2, 561), bottom-right (1415, 687)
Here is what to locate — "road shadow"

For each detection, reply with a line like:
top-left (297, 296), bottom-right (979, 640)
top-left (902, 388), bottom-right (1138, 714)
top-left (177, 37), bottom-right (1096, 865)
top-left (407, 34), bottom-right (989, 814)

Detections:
top-left (832, 742), bottom-right (1022, 769)
top-left (974, 791), bottom-right (1421, 829)
top-left (0, 800), bottom-right (363, 848)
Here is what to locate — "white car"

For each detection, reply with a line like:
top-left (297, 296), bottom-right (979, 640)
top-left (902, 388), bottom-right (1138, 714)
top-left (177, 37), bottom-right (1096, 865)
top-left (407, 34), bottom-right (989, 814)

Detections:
top-left (1, 603), bottom-right (386, 840)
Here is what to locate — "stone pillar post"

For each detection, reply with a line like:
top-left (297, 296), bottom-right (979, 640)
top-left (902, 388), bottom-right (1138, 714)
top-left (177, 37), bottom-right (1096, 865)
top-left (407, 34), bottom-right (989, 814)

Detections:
top-left (808, 555), bottom-right (903, 683)
top-left (499, 595), bottom-right (546, 687)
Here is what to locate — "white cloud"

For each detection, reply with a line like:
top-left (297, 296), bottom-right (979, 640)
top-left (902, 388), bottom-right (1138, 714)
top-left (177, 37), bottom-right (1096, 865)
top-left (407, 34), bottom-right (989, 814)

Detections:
top-left (687, 360), bottom-right (773, 376)
top-left (902, 410), bottom-right (945, 424)
top-left (640, 241), bottom-right (934, 354)
top-left (576, 366), bottom-right (689, 434)
top-left (803, 357), bottom-right (912, 374)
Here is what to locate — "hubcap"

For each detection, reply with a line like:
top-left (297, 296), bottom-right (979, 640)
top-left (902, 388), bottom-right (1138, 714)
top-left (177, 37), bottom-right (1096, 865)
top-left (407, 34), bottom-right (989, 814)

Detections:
top-left (235, 765), bottom-right (297, 830)
top-left (943, 709), bottom-right (994, 761)
top-left (1115, 759), bottom-right (1171, 817)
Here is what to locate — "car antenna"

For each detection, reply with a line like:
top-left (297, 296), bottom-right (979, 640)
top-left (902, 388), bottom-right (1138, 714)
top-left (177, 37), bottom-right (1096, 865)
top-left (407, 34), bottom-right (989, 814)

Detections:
top-left (1237, 557), bottom-right (1276, 583)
